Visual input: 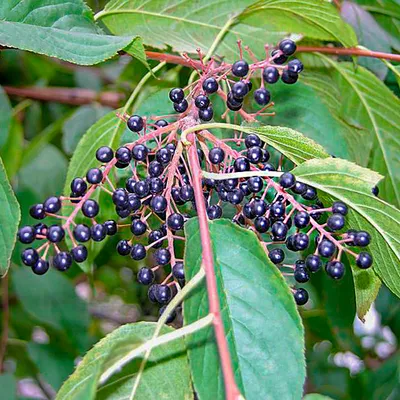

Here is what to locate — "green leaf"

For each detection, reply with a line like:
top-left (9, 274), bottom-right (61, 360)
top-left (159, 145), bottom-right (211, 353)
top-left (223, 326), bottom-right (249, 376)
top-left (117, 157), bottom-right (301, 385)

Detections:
top-left (253, 125), bottom-right (329, 165)
top-left (265, 81), bottom-right (353, 160)
top-left (19, 144), bottom-right (68, 198)
top-left (63, 110), bottom-right (126, 273)
top-left (62, 105), bottom-right (111, 155)
top-left (0, 0), bottom-right (139, 65)
top-left (184, 218), bottom-right (305, 400)
top-left (293, 158), bottom-right (400, 315)
top-left (56, 322), bottom-right (192, 400)
top-left (341, 2), bottom-right (392, 79)
top-left (12, 267), bottom-right (90, 352)
top-left (28, 343), bottom-right (75, 391)
top-left (0, 374), bottom-right (17, 400)
top-left (0, 157), bottom-right (21, 276)
top-left (96, 0), bottom-right (356, 61)
top-left (315, 58), bottom-right (400, 207)
top-left (0, 86), bottom-right (12, 148)
top-left (1, 118), bottom-right (24, 180)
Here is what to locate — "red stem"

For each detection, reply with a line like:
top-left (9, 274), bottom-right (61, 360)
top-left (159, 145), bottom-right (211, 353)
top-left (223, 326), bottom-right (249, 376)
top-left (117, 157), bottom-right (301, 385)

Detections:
top-left (186, 137), bottom-right (241, 400)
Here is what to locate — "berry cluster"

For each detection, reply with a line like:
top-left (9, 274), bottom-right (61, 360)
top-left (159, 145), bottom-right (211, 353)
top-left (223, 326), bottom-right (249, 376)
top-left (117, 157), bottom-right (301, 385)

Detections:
top-left (17, 39), bottom-right (374, 319)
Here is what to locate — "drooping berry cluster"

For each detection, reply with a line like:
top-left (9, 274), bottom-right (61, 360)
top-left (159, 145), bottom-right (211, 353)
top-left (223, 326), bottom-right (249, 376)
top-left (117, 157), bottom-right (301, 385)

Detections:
top-left (17, 39), bottom-right (374, 319)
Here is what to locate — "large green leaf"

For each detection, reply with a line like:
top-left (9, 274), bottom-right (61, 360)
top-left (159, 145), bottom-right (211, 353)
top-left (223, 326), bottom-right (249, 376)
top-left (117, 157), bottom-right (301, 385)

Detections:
top-left (56, 322), bottom-right (192, 400)
top-left (293, 158), bottom-right (400, 312)
top-left (1, 118), bottom-right (24, 180)
top-left (315, 59), bottom-right (400, 207)
top-left (12, 267), bottom-right (90, 352)
top-left (0, 0), bottom-right (142, 65)
top-left (63, 110), bottom-right (126, 273)
top-left (0, 86), bottom-right (12, 148)
top-left (96, 0), bottom-right (356, 61)
top-left (0, 157), bottom-right (21, 276)
top-left (184, 218), bottom-right (305, 400)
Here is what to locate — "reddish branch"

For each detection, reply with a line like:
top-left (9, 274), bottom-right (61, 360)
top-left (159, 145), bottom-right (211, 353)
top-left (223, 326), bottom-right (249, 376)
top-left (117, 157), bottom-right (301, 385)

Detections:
top-left (3, 86), bottom-right (124, 108)
top-left (187, 139), bottom-right (241, 400)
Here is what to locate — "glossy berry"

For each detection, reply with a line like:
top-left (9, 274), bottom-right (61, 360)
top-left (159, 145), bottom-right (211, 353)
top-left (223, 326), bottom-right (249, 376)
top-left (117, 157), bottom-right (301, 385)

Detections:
top-left (155, 284), bottom-right (172, 304)
top-left (269, 248), bottom-right (285, 264)
top-left (263, 66), bottom-right (280, 84)
top-left (248, 176), bottom-right (263, 193)
top-left (207, 205), bottom-right (222, 220)
top-left (43, 196), bottom-right (61, 214)
top-left (271, 49), bottom-right (288, 64)
top-left (154, 248), bottom-right (171, 265)
top-left (70, 178), bottom-right (87, 196)
top-left (169, 88), bottom-right (184, 103)
top-left (127, 115), bottom-right (144, 132)
top-left (154, 119), bottom-right (168, 128)
top-left (148, 230), bottom-right (164, 249)
top-left (356, 252), bottom-right (373, 269)
top-left (252, 199), bottom-right (267, 217)
top-left (128, 194), bottom-right (141, 212)
top-left (150, 195), bottom-right (167, 213)
top-left (294, 288), bottom-right (309, 306)
top-left (326, 261), bottom-right (345, 280)
top-left (134, 180), bottom-right (150, 198)
top-left (231, 59), bottom-right (249, 76)
top-left (294, 266), bottom-right (310, 283)
top-left (73, 224), bottom-right (91, 242)
top-left (279, 39), bottom-right (297, 56)
top-left (148, 160), bottom-right (164, 177)
top-left (129, 219), bottom-right (146, 236)
top-left (279, 172), bottom-right (296, 189)
top-left (372, 186), bottom-right (379, 196)
top-left (71, 245), bottom-right (88, 263)
top-left (137, 267), bottom-right (155, 285)
top-left (305, 254), bottom-right (322, 272)
top-left (149, 177), bottom-right (164, 194)
top-left (202, 77), bottom-right (218, 93)
top-left (194, 95), bottom-right (210, 109)
top-left (332, 201), bottom-right (348, 216)
top-left (254, 88), bottom-right (271, 106)
top-left (292, 181), bottom-right (307, 195)
top-left (117, 240), bottom-right (131, 256)
top-left (112, 188), bottom-right (129, 207)
top-left (245, 134), bottom-right (262, 148)
top-left (247, 146), bottom-right (263, 164)
top-left (318, 239), bottom-right (336, 258)
top-left (116, 146), bottom-right (132, 164)
top-left (53, 251), bottom-right (72, 271)
top-left (96, 146), bottom-right (113, 163)
top-left (199, 106), bottom-right (213, 121)
top-left (232, 81), bottom-right (249, 99)
top-left (82, 199), bottom-right (99, 218)
top-left (131, 244), bottom-right (146, 260)
top-left (226, 93), bottom-right (242, 111)
top-left (233, 157), bottom-right (250, 172)
top-left (17, 226), bottom-right (36, 244)
top-left (327, 214), bottom-right (345, 231)
top-left (271, 221), bottom-right (288, 240)
top-left (302, 186), bottom-right (317, 200)
top-left (167, 213), bottom-right (184, 231)
top-left (270, 202), bottom-right (285, 218)
top-left (180, 185), bottom-right (194, 202)
top-left (287, 59), bottom-right (304, 74)
top-left (21, 248), bottom-right (39, 266)
top-left (293, 233), bottom-right (310, 251)
top-left (281, 70), bottom-right (298, 84)
top-left (239, 182), bottom-right (251, 196)
top-left (172, 262), bottom-right (185, 280)
top-left (148, 284), bottom-right (158, 303)
top-left (174, 99), bottom-right (188, 113)
top-left (34, 223), bottom-right (47, 237)
top-left (253, 216), bottom-right (268, 233)
top-left (156, 148), bottom-right (172, 164)
top-left (354, 231), bottom-right (371, 247)
top-left (294, 211), bottom-right (310, 228)
top-left (30, 204), bottom-right (45, 220)
top-left (209, 147), bottom-right (225, 164)
top-left (132, 144), bottom-right (148, 161)
top-left (32, 259), bottom-right (49, 275)
top-left (227, 189), bottom-right (244, 205)
top-left (91, 224), bottom-right (107, 242)
top-left (47, 225), bottom-right (65, 243)
top-left (86, 168), bottom-right (103, 184)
